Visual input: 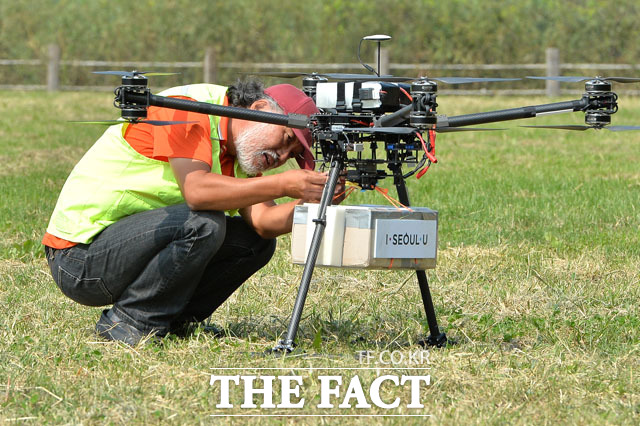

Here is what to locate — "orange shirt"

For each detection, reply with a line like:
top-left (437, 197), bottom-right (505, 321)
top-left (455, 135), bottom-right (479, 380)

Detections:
top-left (43, 96), bottom-right (231, 249)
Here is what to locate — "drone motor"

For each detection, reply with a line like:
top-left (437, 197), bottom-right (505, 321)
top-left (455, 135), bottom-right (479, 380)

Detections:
top-left (114, 73), bottom-right (151, 121)
top-left (409, 78), bottom-right (438, 129)
top-left (584, 78), bottom-right (618, 127)
top-left (301, 74), bottom-right (329, 100)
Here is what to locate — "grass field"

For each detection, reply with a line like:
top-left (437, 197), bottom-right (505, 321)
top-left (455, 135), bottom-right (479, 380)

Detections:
top-left (0, 91), bottom-right (638, 424)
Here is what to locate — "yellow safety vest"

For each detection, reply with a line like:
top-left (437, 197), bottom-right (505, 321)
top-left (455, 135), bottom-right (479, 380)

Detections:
top-left (46, 84), bottom-right (247, 244)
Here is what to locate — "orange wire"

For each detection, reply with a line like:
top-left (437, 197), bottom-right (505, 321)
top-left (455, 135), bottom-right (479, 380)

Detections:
top-left (333, 186), bottom-right (357, 201)
top-left (374, 187), bottom-right (413, 211)
top-left (399, 86), bottom-right (413, 101)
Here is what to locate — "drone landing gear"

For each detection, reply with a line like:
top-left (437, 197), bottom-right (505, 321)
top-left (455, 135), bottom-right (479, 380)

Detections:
top-left (394, 175), bottom-right (448, 349)
top-left (268, 162), bottom-right (447, 355)
top-left (269, 158), bottom-right (343, 355)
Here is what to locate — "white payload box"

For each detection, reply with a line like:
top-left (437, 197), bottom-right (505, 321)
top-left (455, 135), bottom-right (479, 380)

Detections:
top-left (291, 204), bottom-right (438, 270)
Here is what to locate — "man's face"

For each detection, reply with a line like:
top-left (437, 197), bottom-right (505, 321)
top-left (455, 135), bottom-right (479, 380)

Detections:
top-left (234, 120), bottom-right (304, 176)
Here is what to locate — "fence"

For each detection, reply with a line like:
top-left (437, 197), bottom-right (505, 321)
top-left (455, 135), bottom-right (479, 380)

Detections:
top-left (2, 45), bottom-right (640, 95)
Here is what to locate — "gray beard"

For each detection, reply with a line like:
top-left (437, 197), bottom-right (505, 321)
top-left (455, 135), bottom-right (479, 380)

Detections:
top-left (233, 122), bottom-right (278, 176)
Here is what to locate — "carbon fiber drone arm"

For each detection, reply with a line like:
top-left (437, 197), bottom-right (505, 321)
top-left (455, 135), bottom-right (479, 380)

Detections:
top-left (444, 97), bottom-right (590, 127)
top-left (119, 89), bottom-right (309, 129)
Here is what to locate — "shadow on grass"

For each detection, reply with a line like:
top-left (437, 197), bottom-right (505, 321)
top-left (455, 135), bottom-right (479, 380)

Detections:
top-left (221, 313), bottom-right (453, 350)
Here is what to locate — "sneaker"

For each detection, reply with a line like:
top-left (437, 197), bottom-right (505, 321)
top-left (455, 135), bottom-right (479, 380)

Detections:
top-left (95, 309), bottom-right (158, 346)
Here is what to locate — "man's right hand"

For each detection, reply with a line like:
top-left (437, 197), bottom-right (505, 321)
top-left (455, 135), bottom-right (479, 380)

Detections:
top-left (278, 169), bottom-right (329, 202)
top-left (171, 157), bottom-right (335, 212)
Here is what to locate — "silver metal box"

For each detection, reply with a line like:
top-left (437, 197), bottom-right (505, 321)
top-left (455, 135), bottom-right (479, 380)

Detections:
top-left (291, 204), bottom-right (438, 270)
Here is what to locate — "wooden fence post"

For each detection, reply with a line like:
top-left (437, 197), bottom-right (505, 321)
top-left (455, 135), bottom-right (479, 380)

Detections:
top-left (203, 46), bottom-right (217, 83)
top-left (47, 44), bottom-right (60, 91)
top-left (546, 47), bottom-right (560, 97)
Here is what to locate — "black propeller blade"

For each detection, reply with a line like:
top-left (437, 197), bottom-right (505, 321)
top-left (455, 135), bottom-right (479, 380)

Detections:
top-left (605, 125), bottom-right (640, 131)
top-left (248, 71), bottom-right (412, 82)
top-left (70, 120), bottom-right (197, 126)
top-left (430, 77), bottom-right (520, 84)
top-left (521, 125), bottom-right (640, 131)
top-left (248, 71), bottom-right (520, 84)
top-left (93, 70), bottom-right (179, 77)
top-left (527, 76), bottom-right (640, 83)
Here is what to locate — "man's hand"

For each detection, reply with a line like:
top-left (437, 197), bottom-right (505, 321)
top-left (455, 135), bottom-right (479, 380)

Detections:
top-left (332, 173), bottom-right (347, 205)
top-left (170, 158), bottom-right (331, 211)
top-left (169, 157), bottom-right (341, 238)
top-left (277, 169), bottom-right (328, 202)
top-left (278, 169), bottom-right (347, 204)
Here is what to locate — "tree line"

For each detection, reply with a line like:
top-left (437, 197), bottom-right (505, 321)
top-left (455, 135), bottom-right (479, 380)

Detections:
top-left (1, 0), bottom-right (638, 86)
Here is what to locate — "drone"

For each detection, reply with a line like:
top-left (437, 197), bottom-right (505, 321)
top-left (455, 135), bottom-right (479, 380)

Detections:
top-left (88, 35), bottom-right (640, 353)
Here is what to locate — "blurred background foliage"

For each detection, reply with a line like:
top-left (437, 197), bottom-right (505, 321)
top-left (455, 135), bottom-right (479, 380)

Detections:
top-left (1, 0), bottom-right (639, 86)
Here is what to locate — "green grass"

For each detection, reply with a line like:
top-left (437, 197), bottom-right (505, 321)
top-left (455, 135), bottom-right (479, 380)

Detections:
top-left (1, 91), bottom-right (639, 424)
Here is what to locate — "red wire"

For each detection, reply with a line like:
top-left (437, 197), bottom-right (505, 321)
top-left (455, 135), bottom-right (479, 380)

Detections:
top-left (416, 131), bottom-right (437, 163)
top-left (415, 130), bottom-right (438, 179)
top-left (416, 164), bottom-right (430, 179)
top-left (429, 127), bottom-right (436, 157)
top-left (399, 86), bottom-right (413, 101)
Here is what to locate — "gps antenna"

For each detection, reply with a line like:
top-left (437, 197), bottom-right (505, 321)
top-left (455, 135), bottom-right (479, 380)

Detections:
top-left (359, 34), bottom-right (392, 76)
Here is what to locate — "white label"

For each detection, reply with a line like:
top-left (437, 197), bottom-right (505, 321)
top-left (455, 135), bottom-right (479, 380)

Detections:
top-left (374, 219), bottom-right (437, 259)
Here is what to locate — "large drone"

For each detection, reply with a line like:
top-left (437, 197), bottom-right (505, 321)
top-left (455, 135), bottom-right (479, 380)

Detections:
top-left (91, 35), bottom-right (640, 353)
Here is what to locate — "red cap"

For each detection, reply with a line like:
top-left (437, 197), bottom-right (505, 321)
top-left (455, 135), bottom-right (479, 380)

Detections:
top-left (264, 84), bottom-right (319, 170)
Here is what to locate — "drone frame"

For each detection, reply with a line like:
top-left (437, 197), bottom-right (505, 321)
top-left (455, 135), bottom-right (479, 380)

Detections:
top-left (97, 66), bottom-right (630, 354)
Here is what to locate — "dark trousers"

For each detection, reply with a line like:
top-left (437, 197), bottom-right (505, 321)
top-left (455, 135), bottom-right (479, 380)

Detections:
top-left (45, 204), bottom-right (276, 335)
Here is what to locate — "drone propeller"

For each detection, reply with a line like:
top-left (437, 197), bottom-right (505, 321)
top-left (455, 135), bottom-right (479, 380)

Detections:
top-left (521, 124), bottom-right (640, 131)
top-left (248, 71), bottom-right (411, 82)
top-left (249, 71), bottom-right (520, 84)
top-left (430, 77), bottom-right (520, 84)
top-left (70, 120), bottom-right (197, 126)
top-left (527, 76), bottom-right (640, 83)
top-left (93, 70), bottom-right (179, 77)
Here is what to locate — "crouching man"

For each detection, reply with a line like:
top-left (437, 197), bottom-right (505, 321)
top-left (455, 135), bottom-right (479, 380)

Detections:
top-left (43, 79), bottom-right (341, 345)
